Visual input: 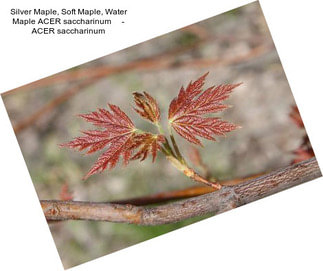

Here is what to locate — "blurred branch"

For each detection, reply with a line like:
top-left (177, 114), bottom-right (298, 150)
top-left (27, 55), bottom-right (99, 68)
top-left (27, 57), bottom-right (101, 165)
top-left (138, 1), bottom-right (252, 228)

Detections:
top-left (182, 25), bottom-right (209, 40)
top-left (111, 172), bottom-right (264, 206)
top-left (180, 44), bottom-right (270, 68)
top-left (7, 40), bottom-right (269, 95)
top-left (12, 42), bottom-right (271, 134)
top-left (13, 77), bottom-right (98, 134)
top-left (3, 33), bottom-right (209, 97)
top-left (188, 147), bottom-right (211, 178)
top-left (111, 186), bottom-right (215, 205)
top-left (41, 158), bottom-right (321, 225)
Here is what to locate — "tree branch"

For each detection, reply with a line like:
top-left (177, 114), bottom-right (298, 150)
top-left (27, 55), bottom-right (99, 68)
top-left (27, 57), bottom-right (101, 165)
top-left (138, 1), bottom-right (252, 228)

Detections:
top-left (41, 157), bottom-right (321, 225)
top-left (110, 172), bottom-right (265, 206)
top-left (110, 186), bottom-right (215, 205)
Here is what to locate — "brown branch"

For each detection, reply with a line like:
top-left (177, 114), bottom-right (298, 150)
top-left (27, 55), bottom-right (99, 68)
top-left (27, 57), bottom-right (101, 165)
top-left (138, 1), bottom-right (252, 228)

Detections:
top-left (110, 172), bottom-right (265, 206)
top-left (13, 77), bottom-right (99, 134)
top-left (41, 157), bottom-right (321, 225)
top-left (188, 147), bottom-right (211, 178)
top-left (4, 32), bottom-right (257, 96)
top-left (3, 35), bottom-right (209, 97)
top-left (180, 44), bottom-right (271, 69)
top-left (110, 186), bottom-right (214, 205)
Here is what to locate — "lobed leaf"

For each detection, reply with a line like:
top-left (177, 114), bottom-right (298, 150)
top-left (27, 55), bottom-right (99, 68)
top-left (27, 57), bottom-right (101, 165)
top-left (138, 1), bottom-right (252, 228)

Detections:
top-left (168, 73), bottom-right (241, 145)
top-left (61, 103), bottom-right (164, 179)
top-left (131, 133), bottom-right (165, 162)
top-left (82, 133), bottom-right (135, 179)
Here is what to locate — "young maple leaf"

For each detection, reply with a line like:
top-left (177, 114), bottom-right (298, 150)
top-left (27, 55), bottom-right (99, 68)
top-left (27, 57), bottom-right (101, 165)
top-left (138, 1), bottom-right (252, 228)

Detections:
top-left (133, 92), bottom-right (160, 124)
top-left (168, 72), bottom-right (241, 145)
top-left (61, 104), bottom-right (164, 180)
top-left (131, 133), bottom-right (165, 162)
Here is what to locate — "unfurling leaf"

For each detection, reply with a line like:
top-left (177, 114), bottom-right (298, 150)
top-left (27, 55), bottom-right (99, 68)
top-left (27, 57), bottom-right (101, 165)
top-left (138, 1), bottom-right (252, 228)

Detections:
top-left (61, 103), bottom-right (164, 179)
top-left (131, 133), bottom-right (165, 162)
top-left (133, 92), bottom-right (160, 124)
top-left (168, 73), bottom-right (241, 145)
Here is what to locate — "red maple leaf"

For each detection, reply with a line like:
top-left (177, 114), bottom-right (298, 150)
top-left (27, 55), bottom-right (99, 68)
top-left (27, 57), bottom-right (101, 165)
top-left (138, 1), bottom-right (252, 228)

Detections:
top-left (133, 92), bottom-right (160, 124)
top-left (168, 73), bottom-right (241, 145)
top-left (61, 104), bottom-right (163, 179)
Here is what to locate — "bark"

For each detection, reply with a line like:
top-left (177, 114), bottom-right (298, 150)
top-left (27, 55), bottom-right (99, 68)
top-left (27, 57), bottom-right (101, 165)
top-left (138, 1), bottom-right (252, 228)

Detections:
top-left (110, 172), bottom-right (264, 205)
top-left (41, 157), bottom-right (321, 225)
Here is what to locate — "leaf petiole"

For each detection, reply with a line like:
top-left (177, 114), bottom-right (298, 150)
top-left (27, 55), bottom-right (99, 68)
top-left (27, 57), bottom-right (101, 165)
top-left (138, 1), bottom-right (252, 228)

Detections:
top-left (168, 125), bottom-right (186, 165)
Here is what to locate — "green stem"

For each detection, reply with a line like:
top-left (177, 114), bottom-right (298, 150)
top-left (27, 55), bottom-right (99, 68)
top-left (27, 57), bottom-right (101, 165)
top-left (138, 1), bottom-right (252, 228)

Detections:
top-left (163, 138), bottom-right (177, 158)
top-left (168, 125), bottom-right (186, 164)
top-left (154, 122), bottom-right (176, 158)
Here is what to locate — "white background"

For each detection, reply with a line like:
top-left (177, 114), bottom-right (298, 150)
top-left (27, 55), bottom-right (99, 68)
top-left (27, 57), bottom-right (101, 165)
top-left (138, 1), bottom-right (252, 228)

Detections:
top-left (0, 0), bottom-right (322, 270)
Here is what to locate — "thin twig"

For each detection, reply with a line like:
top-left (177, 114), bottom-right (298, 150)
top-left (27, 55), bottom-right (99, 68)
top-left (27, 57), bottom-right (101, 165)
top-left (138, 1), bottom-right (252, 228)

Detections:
top-left (110, 186), bottom-right (214, 205)
top-left (164, 155), bottom-right (222, 189)
top-left (169, 127), bottom-right (185, 163)
top-left (188, 147), bottom-right (211, 178)
top-left (41, 157), bottom-right (321, 225)
top-left (110, 172), bottom-right (265, 205)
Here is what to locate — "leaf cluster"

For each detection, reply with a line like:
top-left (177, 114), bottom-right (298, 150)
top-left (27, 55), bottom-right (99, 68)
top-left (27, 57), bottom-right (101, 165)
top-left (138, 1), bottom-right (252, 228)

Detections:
top-left (61, 73), bottom-right (241, 179)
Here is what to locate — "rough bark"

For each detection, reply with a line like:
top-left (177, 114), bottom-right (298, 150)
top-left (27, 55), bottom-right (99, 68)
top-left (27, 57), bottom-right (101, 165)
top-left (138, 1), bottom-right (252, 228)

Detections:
top-left (41, 158), bottom-right (321, 225)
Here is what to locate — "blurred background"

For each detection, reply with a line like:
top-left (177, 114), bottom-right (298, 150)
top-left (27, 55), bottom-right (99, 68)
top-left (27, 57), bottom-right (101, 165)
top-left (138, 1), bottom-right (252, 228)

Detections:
top-left (1, 2), bottom-right (311, 268)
